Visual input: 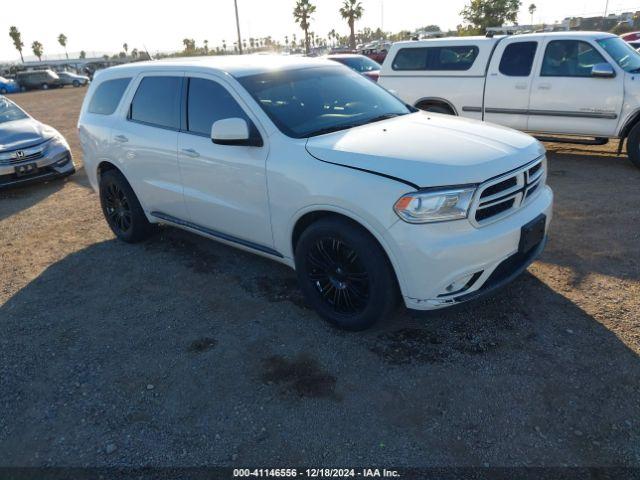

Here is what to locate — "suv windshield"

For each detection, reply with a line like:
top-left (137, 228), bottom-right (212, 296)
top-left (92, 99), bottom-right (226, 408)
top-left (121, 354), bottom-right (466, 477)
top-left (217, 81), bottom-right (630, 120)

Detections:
top-left (0, 97), bottom-right (28, 124)
top-left (237, 66), bottom-right (411, 138)
top-left (597, 37), bottom-right (640, 73)
top-left (331, 56), bottom-right (381, 72)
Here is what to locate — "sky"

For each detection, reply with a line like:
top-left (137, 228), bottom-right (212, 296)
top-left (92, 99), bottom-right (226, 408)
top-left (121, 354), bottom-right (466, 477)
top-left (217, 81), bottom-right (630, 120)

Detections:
top-left (1, 0), bottom-right (638, 62)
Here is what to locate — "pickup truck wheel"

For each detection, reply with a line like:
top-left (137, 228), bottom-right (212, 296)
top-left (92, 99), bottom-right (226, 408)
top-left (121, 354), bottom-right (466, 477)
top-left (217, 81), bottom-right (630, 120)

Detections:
top-left (72, 80), bottom-right (80, 87)
top-left (294, 217), bottom-right (399, 331)
top-left (41, 83), bottom-right (49, 90)
top-left (626, 123), bottom-right (640, 169)
top-left (99, 170), bottom-right (154, 243)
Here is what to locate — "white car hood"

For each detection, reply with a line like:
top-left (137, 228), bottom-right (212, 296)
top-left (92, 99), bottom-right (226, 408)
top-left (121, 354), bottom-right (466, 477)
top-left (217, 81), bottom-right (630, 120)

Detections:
top-left (305, 112), bottom-right (545, 188)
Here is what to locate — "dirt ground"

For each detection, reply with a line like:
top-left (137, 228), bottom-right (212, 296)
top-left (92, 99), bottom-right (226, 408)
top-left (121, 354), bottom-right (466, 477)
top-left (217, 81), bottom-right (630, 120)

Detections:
top-left (0, 87), bottom-right (639, 468)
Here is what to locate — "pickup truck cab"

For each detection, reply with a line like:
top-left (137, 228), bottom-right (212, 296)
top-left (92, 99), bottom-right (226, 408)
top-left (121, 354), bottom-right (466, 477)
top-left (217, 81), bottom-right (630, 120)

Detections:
top-left (379, 32), bottom-right (640, 168)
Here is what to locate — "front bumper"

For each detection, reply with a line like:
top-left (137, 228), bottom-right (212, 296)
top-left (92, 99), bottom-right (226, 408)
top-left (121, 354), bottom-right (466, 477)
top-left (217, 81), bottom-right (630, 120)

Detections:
top-left (0, 147), bottom-right (75, 189)
top-left (384, 185), bottom-right (553, 310)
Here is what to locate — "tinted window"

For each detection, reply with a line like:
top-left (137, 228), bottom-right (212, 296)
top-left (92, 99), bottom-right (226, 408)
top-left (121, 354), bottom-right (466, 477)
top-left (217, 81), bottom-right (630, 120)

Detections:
top-left (331, 56), bottom-right (380, 72)
top-left (130, 76), bottom-right (182, 129)
top-left (88, 78), bottom-right (131, 115)
top-left (392, 46), bottom-right (479, 71)
top-left (187, 78), bottom-right (250, 136)
top-left (597, 37), bottom-right (640, 73)
top-left (541, 40), bottom-right (606, 77)
top-left (499, 42), bottom-right (538, 76)
top-left (238, 66), bottom-right (411, 138)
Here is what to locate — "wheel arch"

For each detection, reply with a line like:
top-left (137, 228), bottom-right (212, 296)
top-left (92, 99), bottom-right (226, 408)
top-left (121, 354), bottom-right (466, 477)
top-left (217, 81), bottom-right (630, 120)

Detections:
top-left (290, 207), bottom-right (407, 297)
top-left (619, 108), bottom-right (640, 140)
top-left (414, 97), bottom-right (458, 115)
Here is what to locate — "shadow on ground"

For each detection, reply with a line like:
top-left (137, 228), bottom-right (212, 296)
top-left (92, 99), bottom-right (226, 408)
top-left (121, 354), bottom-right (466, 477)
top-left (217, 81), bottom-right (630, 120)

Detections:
top-left (1, 227), bottom-right (639, 466)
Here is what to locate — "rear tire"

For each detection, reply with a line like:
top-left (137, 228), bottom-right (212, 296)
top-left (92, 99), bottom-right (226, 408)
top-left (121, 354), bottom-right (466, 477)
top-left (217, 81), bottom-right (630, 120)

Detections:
top-left (0, 88), bottom-right (7, 95)
top-left (294, 217), bottom-right (399, 331)
top-left (99, 169), bottom-right (155, 243)
top-left (626, 123), bottom-right (640, 170)
top-left (41, 83), bottom-right (49, 90)
top-left (72, 80), bottom-right (80, 87)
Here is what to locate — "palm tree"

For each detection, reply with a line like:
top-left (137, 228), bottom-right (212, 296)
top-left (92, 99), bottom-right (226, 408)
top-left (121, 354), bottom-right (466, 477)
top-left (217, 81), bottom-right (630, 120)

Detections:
top-left (528, 4), bottom-right (537, 25)
top-left (222, 40), bottom-right (227, 52)
top-left (9, 26), bottom-right (24, 63)
top-left (79, 50), bottom-right (86, 59)
top-left (340, 0), bottom-right (364, 50)
top-left (131, 48), bottom-right (139, 59)
top-left (123, 43), bottom-right (129, 55)
top-left (58, 34), bottom-right (68, 59)
top-left (31, 41), bottom-right (44, 62)
top-left (285, 35), bottom-right (289, 50)
top-left (204, 39), bottom-right (209, 54)
top-left (249, 37), bottom-right (255, 51)
top-left (293, 0), bottom-right (316, 55)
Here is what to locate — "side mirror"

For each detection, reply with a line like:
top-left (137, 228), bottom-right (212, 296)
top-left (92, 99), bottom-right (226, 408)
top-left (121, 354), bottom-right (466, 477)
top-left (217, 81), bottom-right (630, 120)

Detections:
top-left (211, 118), bottom-right (254, 146)
top-left (591, 63), bottom-right (615, 78)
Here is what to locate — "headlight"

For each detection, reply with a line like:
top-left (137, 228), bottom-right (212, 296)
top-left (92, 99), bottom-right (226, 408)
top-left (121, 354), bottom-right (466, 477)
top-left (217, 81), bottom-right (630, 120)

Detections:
top-left (393, 187), bottom-right (476, 224)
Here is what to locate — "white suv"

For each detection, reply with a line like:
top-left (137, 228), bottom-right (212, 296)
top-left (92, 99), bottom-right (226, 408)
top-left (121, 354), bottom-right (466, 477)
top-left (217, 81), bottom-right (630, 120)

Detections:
top-left (78, 56), bottom-right (553, 330)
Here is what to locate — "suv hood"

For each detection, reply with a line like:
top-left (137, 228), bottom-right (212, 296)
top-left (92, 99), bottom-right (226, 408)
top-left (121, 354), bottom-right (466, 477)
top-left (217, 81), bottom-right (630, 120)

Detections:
top-left (0, 118), bottom-right (51, 151)
top-left (305, 112), bottom-right (544, 188)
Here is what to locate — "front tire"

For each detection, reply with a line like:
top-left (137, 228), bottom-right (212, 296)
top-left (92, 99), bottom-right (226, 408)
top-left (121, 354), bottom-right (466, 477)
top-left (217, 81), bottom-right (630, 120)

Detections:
top-left (72, 80), bottom-right (80, 87)
top-left (294, 217), bottom-right (399, 331)
top-left (0, 88), bottom-right (7, 95)
top-left (99, 169), bottom-right (154, 243)
top-left (626, 123), bottom-right (640, 169)
top-left (41, 83), bottom-right (49, 90)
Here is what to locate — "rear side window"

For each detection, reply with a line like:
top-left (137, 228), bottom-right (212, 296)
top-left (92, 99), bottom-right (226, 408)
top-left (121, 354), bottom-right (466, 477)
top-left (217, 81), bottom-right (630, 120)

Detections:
top-left (88, 78), bottom-right (131, 115)
top-left (541, 40), bottom-right (606, 77)
top-left (187, 78), bottom-right (251, 136)
top-left (129, 76), bottom-right (182, 129)
top-left (392, 46), bottom-right (479, 71)
top-left (499, 42), bottom-right (538, 76)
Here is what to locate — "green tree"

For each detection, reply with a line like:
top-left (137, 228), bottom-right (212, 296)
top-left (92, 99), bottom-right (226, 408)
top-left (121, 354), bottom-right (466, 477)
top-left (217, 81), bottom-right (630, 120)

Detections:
top-left (79, 50), bottom-right (86, 59)
top-left (528, 3), bottom-right (536, 25)
top-left (293, 0), bottom-right (316, 55)
top-left (460, 0), bottom-right (522, 33)
top-left (9, 26), bottom-right (24, 63)
top-left (204, 39), bottom-right (209, 54)
top-left (131, 48), bottom-right (139, 58)
top-left (58, 34), bottom-right (68, 59)
top-left (123, 43), bottom-right (128, 55)
top-left (340, 0), bottom-right (364, 50)
top-left (31, 41), bottom-right (44, 61)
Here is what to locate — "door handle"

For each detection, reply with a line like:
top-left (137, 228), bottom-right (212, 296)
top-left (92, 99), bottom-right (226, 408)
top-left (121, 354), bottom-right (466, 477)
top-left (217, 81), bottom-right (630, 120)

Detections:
top-left (114, 134), bottom-right (129, 143)
top-left (538, 83), bottom-right (552, 90)
top-left (181, 148), bottom-right (200, 158)
top-left (515, 82), bottom-right (528, 90)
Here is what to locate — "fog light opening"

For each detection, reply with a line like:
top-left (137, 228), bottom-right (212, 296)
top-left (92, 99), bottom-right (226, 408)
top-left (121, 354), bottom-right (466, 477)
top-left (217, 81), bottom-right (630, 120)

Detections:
top-left (439, 271), bottom-right (483, 297)
top-left (56, 156), bottom-right (70, 167)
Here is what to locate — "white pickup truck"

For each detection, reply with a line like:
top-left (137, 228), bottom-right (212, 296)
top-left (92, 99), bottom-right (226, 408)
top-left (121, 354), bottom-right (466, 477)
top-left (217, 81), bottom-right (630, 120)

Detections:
top-left (379, 31), bottom-right (640, 169)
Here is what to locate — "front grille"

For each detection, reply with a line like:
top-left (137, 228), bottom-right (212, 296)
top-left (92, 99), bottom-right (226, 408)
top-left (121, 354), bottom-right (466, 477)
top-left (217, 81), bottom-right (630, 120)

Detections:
top-left (0, 143), bottom-right (46, 166)
top-left (471, 157), bottom-right (546, 226)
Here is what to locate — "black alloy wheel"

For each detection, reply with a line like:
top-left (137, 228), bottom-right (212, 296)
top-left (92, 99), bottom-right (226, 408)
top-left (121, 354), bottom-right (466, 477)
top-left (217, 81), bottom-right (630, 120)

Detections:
top-left (305, 237), bottom-right (370, 315)
top-left (294, 217), bottom-right (399, 331)
top-left (103, 182), bottom-right (132, 235)
top-left (99, 169), bottom-right (154, 243)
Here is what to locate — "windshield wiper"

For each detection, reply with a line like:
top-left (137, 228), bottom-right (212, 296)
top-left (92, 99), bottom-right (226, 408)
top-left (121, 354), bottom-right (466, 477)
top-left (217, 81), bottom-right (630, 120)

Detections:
top-left (306, 124), bottom-right (361, 137)
top-left (359, 113), bottom-right (406, 125)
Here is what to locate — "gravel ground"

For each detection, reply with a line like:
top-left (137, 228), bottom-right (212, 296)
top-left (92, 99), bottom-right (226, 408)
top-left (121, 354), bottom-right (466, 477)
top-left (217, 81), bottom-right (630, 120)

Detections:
top-left (0, 88), bottom-right (639, 467)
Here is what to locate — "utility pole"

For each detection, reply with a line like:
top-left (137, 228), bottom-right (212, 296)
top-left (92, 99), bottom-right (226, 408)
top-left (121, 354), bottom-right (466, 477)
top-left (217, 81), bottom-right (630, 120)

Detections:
top-left (234, 0), bottom-right (243, 54)
top-left (603, 0), bottom-right (609, 18)
top-left (381, 0), bottom-right (384, 32)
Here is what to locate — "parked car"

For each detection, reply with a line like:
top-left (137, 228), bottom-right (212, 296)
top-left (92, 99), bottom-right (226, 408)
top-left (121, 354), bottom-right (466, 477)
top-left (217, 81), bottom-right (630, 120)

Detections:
top-left (15, 70), bottom-right (61, 91)
top-left (379, 31), bottom-right (640, 169)
top-left (327, 54), bottom-right (381, 81)
top-left (57, 71), bottom-right (90, 87)
top-left (0, 96), bottom-right (75, 188)
top-left (78, 56), bottom-right (552, 330)
top-left (0, 76), bottom-right (20, 95)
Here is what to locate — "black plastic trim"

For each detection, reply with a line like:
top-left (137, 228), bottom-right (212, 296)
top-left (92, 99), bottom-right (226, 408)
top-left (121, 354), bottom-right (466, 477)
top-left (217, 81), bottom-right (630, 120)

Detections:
top-left (150, 211), bottom-right (283, 258)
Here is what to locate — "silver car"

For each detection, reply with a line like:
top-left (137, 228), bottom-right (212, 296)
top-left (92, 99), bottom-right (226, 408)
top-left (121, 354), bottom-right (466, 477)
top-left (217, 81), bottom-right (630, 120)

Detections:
top-left (0, 96), bottom-right (75, 189)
